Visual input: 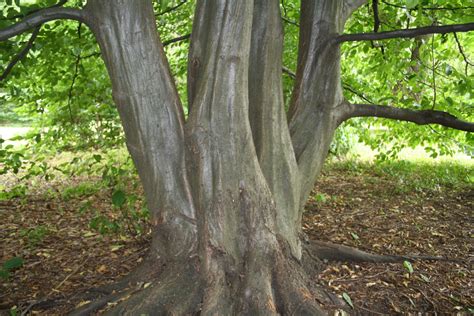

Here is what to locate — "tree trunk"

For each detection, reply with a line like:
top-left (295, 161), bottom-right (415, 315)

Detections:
top-left (78, 0), bottom-right (357, 314)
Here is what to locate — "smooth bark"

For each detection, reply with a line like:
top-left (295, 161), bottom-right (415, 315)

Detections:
top-left (84, 0), bottom-right (197, 259)
top-left (0, 7), bottom-right (84, 41)
top-left (337, 22), bottom-right (474, 43)
top-left (248, 0), bottom-right (302, 258)
top-left (288, 0), bottom-right (349, 207)
top-left (340, 103), bottom-right (474, 132)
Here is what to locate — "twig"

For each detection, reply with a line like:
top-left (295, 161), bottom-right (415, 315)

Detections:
top-left (380, 1), bottom-right (474, 11)
top-left (356, 304), bottom-right (386, 315)
top-left (431, 35), bottom-right (437, 110)
top-left (49, 257), bottom-right (89, 295)
top-left (415, 286), bottom-right (437, 310)
top-left (162, 33), bottom-right (190, 46)
top-left (155, 0), bottom-right (188, 17)
top-left (282, 66), bottom-right (296, 79)
top-left (19, 257), bottom-right (88, 316)
top-left (453, 33), bottom-right (473, 76)
top-left (0, 26), bottom-right (40, 82)
top-left (282, 16), bottom-right (299, 27)
top-left (342, 83), bottom-right (374, 104)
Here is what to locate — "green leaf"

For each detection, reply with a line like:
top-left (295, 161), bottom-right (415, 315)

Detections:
top-left (3, 257), bottom-right (24, 270)
top-left (350, 232), bottom-right (359, 240)
top-left (112, 190), bottom-right (126, 208)
top-left (93, 154), bottom-right (102, 162)
top-left (314, 193), bottom-right (327, 202)
top-left (407, 0), bottom-right (419, 9)
top-left (0, 269), bottom-right (9, 280)
top-left (420, 274), bottom-right (430, 282)
top-left (403, 260), bottom-right (414, 274)
top-left (342, 292), bottom-right (354, 309)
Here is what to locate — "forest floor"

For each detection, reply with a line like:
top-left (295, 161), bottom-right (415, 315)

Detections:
top-left (0, 159), bottom-right (472, 315)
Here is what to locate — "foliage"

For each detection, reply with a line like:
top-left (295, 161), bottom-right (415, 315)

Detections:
top-left (0, 1), bottom-right (472, 161)
top-left (341, 0), bottom-right (474, 158)
top-left (328, 157), bottom-right (473, 193)
top-left (0, 257), bottom-right (24, 280)
top-left (19, 225), bottom-right (49, 248)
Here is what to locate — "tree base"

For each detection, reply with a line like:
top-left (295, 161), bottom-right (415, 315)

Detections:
top-left (70, 249), bottom-right (343, 315)
top-left (69, 240), bottom-right (458, 315)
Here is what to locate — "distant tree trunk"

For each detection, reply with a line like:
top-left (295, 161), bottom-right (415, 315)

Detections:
top-left (79, 0), bottom-right (356, 314)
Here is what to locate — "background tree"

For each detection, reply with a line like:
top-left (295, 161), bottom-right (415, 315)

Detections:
top-left (1, 0), bottom-right (473, 314)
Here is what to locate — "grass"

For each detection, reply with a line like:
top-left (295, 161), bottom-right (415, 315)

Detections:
top-left (2, 137), bottom-right (472, 201)
top-left (326, 144), bottom-right (473, 193)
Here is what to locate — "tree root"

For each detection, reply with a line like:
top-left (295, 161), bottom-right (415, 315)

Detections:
top-left (306, 240), bottom-right (463, 263)
top-left (66, 248), bottom-right (347, 315)
top-left (66, 253), bottom-right (163, 315)
top-left (65, 239), bottom-right (464, 315)
top-left (101, 261), bottom-right (203, 316)
top-left (38, 238), bottom-right (462, 315)
top-left (273, 251), bottom-right (342, 315)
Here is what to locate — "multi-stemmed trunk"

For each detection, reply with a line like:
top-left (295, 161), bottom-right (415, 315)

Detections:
top-left (80, 1), bottom-right (355, 313)
top-left (2, 0), bottom-right (473, 314)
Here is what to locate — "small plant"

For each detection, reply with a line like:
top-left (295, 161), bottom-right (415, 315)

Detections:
top-left (89, 213), bottom-right (120, 235)
top-left (0, 184), bottom-right (27, 201)
top-left (313, 193), bottom-right (328, 203)
top-left (62, 182), bottom-right (101, 201)
top-left (19, 225), bottom-right (49, 248)
top-left (403, 260), bottom-right (414, 274)
top-left (9, 306), bottom-right (18, 316)
top-left (0, 257), bottom-right (24, 280)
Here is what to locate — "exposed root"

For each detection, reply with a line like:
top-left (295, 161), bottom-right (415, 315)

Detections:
top-left (67, 252), bottom-right (163, 315)
top-left (273, 251), bottom-right (343, 315)
top-left (199, 261), bottom-right (236, 315)
top-left (65, 239), bottom-right (462, 315)
top-left (102, 261), bottom-right (202, 315)
top-left (306, 240), bottom-right (462, 263)
top-left (69, 288), bottom-right (138, 316)
top-left (67, 246), bottom-right (349, 315)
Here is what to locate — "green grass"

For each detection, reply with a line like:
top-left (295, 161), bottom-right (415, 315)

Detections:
top-left (327, 158), bottom-right (473, 193)
top-left (61, 182), bottom-right (102, 201)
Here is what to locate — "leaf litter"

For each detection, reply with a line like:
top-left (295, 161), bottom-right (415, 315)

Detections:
top-left (0, 165), bottom-right (472, 314)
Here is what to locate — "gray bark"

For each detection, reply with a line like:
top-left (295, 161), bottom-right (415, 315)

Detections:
top-left (78, 0), bottom-right (349, 314)
top-left (248, 0), bottom-right (302, 258)
top-left (288, 0), bottom-right (350, 206)
top-left (83, 0), bottom-right (197, 259)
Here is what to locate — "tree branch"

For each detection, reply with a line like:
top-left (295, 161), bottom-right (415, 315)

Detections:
top-left (340, 103), bottom-right (474, 132)
top-left (453, 32), bottom-right (473, 75)
top-left (0, 26), bottom-right (40, 81)
top-left (0, 7), bottom-right (85, 41)
top-left (343, 0), bottom-right (368, 19)
top-left (155, 0), bottom-right (188, 16)
top-left (0, 0), bottom-right (68, 21)
top-left (282, 66), bottom-right (296, 79)
top-left (344, 0), bottom-right (368, 12)
top-left (336, 23), bottom-right (474, 43)
top-left (380, 1), bottom-right (474, 11)
top-left (162, 33), bottom-right (190, 46)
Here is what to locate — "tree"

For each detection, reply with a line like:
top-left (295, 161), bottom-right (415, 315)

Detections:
top-left (1, 0), bottom-right (473, 314)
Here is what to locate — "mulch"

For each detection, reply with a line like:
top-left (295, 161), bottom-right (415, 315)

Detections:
top-left (0, 167), bottom-right (472, 315)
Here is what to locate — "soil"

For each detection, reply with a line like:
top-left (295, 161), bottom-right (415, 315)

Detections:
top-left (0, 165), bottom-right (472, 315)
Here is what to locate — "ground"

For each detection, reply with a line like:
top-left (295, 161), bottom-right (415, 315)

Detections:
top-left (0, 158), bottom-right (472, 315)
